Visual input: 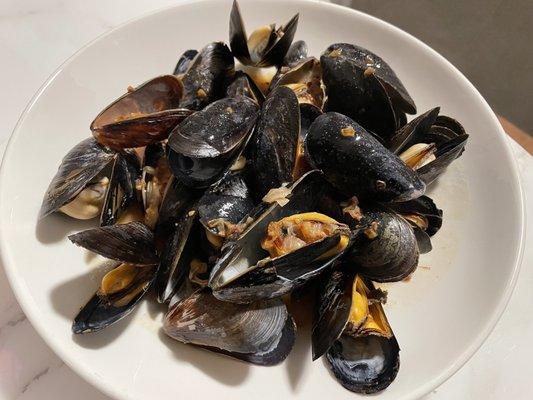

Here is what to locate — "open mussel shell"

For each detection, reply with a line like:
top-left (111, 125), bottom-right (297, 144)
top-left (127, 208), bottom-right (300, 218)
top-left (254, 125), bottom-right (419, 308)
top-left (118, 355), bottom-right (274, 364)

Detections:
top-left (321, 43), bottom-right (414, 141)
top-left (100, 150), bottom-right (141, 226)
top-left (313, 270), bottom-right (400, 394)
top-left (270, 57), bottom-right (324, 109)
top-left (283, 40), bottom-right (308, 67)
top-left (249, 86), bottom-right (300, 198)
top-left (209, 171), bottom-right (351, 303)
top-left (390, 107), bottom-right (469, 185)
top-left (91, 75), bottom-right (191, 150)
top-left (173, 49), bottom-right (198, 76)
top-left (180, 42), bottom-right (235, 110)
top-left (229, 0), bottom-right (299, 67)
top-left (73, 262), bottom-right (156, 334)
top-left (163, 289), bottom-right (295, 365)
top-left (40, 138), bottom-right (116, 219)
top-left (168, 97), bottom-right (259, 188)
top-left (348, 206), bottom-right (419, 282)
top-left (140, 143), bottom-right (172, 229)
top-left (226, 70), bottom-right (265, 105)
top-left (387, 195), bottom-right (443, 237)
top-left (305, 112), bottom-right (425, 202)
top-left (68, 221), bottom-right (159, 266)
top-left (197, 171), bottom-right (255, 248)
top-left (156, 207), bottom-right (199, 303)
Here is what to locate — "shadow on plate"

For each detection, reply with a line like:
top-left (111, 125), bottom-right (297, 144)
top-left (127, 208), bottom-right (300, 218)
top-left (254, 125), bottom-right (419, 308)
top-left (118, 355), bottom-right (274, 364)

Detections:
top-left (158, 328), bottom-right (251, 386)
top-left (35, 213), bottom-right (97, 244)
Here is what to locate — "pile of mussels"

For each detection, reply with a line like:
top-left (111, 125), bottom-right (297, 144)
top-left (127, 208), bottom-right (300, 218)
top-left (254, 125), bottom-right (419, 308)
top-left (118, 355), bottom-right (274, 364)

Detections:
top-left (39, 1), bottom-right (468, 394)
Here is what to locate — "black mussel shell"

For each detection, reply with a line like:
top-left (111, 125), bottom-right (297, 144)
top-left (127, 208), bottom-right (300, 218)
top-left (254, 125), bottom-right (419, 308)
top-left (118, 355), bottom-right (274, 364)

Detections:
top-left (68, 221), bottom-right (158, 266)
top-left (387, 195), bottom-right (443, 237)
top-left (229, 0), bottom-right (299, 67)
top-left (173, 49), bottom-right (198, 76)
top-left (349, 207), bottom-right (419, 282)
top-left (389, 108), bottom-right (469, 185)
top-left (305, 112), bottom-right (425, 202)
top-left (321, 43), bottom-right (414, 141)
top-left (156, 207), bottom-right (199, 303)
top-left (312, 269), bottom-right (352, 360)
top-left (163, 289), bottom-right (295, 365)
top-left (225, 70), bottom-right (265, 105)
top-left (180, 42), bottom-right (235, 110)
top-left (39, 138), bottom-right (116, 219)
top-left (197, 172), bottom-right (255, 240)
top-left (283, 40), bottom-right (308, 67)
top-left (100, 151), bottom-right (141, 226)
top-left (327, 334), bottom-right (400, 394)
top-left (73, 263), bottom-right (155, 334)
top-left (91, 75), bottom-right (191, 149)
top-left (167, 97), bottom-right (259, 188)
top-left (249, 86), bottom-right (300, 198)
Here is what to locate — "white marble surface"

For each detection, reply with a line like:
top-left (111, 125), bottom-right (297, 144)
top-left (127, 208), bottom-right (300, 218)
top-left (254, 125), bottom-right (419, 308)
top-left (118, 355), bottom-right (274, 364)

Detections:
top-left (0, 1), bottom-right (531, 399)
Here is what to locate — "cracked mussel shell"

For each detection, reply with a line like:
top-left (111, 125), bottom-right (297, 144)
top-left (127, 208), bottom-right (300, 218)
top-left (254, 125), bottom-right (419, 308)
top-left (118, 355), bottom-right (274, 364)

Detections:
top-left (390, 107), bottom-right (469, 185)
top-left (321, 43), bottom-right (415, 141)
top-left (229, 0), bottom-right (299, 67)
top-left (167, 96), bottom-right (259, 188)
top-left (305, 112), bottom-right (425, 203)
top-left (91, 75), bottom-right (192, 150)
top-left (163, 289), bottom-right (295, 365)
top-left (313, 270), bottom-right (400, 394)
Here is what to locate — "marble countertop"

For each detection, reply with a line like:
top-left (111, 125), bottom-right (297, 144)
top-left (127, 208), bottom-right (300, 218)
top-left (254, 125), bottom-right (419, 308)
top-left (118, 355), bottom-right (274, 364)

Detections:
top-left (0, 1), bottom-right (531, 399)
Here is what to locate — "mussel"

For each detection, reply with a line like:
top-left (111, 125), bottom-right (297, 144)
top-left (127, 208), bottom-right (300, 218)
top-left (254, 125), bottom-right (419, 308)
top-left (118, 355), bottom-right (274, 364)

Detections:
top-left (91, 75), bottom-right (191, 149)
top-left (283, 40), bottom-right (308, 68)
top-left (389, 107), bottom-right (469, 185)
top-left (173, 49), bottom-right (198, 76)
top-left (209, 171), bottom-right (351, 303)
top-left (226, 70), bottom-right (265, 105)
top-left (347, 205), bottom-right (419, 282)
top-left (248, 86), bottom-right (301, 198)
top-left (167, 96), bottom-right (259, 188)
top-left (270, 57), bottom-right (324, 109)
top-left (164, 289), bottom-right (295, 365)
top-left (229, 0), bottom-right (299, 68)
top-left (313, 270), bottom-right (399, 394)
top-left (70, 222), bottom-right (158, 333)
top-left (305, 112), bottom-right (426, 202)
top-left (321, 43), bottom-right (415, 141)
top-left (39, 138), bottom-right (116, 220)
top-left (179, 42), bottom-right (235, 110)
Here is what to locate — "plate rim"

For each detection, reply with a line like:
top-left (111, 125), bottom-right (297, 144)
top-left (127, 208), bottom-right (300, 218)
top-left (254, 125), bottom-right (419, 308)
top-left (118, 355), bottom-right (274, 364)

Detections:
top-left (0, 0), bottom-right (526, 399)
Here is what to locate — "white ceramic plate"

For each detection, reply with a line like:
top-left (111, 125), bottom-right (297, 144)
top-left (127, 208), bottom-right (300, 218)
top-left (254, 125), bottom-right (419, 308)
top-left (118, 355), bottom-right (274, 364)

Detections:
top-left (0, 0), bottom-right (525, 399)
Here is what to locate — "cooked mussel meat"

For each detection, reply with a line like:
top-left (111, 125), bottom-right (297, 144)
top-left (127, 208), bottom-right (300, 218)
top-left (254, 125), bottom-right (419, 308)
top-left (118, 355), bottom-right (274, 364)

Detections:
top-left (389, 107), bottom-right (469, 185)
top-left (91, 75), bottom-right (191, 149)
top-left (164, 289), bottom-right (295, 365)
top-left (229, 0), bottom-right (299, 67)
top-left (305, 112), bottom-right (425, 202)
top-left (321, 43), bottom-right (415, 141)
top-left (313, 270), bottom-right (399, 394)
top-left (179, 42), bottom-right (235, 110)
top-left (270, 57), bottom-right (324, 109)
